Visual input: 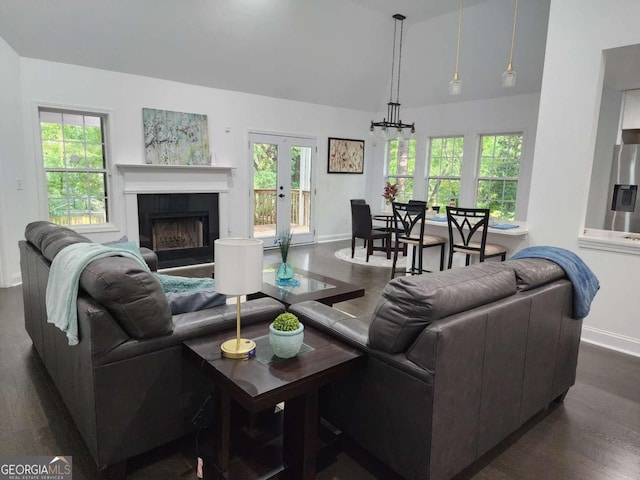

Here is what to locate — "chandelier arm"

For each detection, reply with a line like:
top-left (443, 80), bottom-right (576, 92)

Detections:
top-left (508, 0), bottom-right (519, 65)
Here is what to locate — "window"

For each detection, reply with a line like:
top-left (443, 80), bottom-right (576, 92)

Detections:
top-left (39, 109), bottom-right (109, 226)
top-left (386, 139), bottom-right (416, 202)
top-left (477, 133), bottom-right (522, 220)
top-left (426, 136), bottom-right (463, 208)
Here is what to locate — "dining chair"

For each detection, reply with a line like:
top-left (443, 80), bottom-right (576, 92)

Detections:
top-left (351, 202), bottom-right (391, 261)
top-left (391, 202), bottom-right (446, 278)
top-left (445, 207), bottom-right (507, 268)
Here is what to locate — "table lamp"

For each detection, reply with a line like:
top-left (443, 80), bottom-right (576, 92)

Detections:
top-left (214, 238), bottom-right (264, 359)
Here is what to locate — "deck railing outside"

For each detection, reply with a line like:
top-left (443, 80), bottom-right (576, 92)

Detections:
top-left (254, 189), bottom-right (310, 226)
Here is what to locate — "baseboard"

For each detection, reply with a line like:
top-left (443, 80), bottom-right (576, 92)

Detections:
top-left (581, 326), bottom-right (640, 358)
top-left (317, 234), bottom-right (350, 243)
top-left (3, 271), bottom-right (22, 288)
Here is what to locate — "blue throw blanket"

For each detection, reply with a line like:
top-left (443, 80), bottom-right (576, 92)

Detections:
top-left (511, 246), bottom-right (600, 320)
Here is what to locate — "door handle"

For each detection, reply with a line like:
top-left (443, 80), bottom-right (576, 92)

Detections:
top-left (278, 193), bottom-right (285, 198)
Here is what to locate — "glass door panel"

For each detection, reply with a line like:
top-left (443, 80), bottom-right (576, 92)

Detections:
top-left (251, 133), bottom-right (315, 246)
top-left (253, 141), bottom-right (278, 240)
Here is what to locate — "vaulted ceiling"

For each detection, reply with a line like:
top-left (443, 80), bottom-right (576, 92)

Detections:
top-left (0, 0), bottom-right (551, 112)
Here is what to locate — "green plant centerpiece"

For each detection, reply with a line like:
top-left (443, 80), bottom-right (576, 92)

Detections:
top-left (276, 230), bottom-right (295, 282)
top-left (269, 312), bottom-right (304, 358)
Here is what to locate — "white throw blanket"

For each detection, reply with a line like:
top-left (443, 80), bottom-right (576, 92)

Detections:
top-left (46, 243), bottom-right (148, 345)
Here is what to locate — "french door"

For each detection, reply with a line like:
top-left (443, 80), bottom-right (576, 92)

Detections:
top-left (250, 133), bottom-right (315, 246)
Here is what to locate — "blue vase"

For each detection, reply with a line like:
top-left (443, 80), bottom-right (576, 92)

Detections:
top-left (276, 262), bottom-right (295, 281)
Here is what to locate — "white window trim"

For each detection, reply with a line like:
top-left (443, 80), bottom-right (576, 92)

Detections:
top-left (425, 135), bottom-right (464, 207)
top-left (474, 130), bottom-right (525, 220)
top-left (31, 101), bottom-right (120, 233)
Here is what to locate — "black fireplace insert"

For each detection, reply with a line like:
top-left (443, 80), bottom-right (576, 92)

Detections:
top-left (137, 193), bottom-right (219, 269)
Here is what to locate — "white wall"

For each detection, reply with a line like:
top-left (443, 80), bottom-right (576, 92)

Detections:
top-left (0, 38), bottom-right (27, 287)
top-left (529, 0), bottom-right (640, 356)
top-left (585, 86), bottom-right (623, 230)
top-left (0, 57), bottom-right (375, 285)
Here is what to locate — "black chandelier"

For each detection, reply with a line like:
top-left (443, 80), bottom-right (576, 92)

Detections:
top-left (370, 13), bottom-right (415, 139)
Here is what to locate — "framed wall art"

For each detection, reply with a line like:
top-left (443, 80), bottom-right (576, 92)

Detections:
top-left (142, 108), bottom-right (211, 165)
top-left (327, 137), bottom-right (364, 174)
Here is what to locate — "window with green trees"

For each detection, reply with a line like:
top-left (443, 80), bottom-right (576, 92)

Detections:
top-left (39, 109), bottom-right (109, 226)
top-left (476, 133), bottom-right (522, 220)
top-left (386, 139), bottom-right (416, 203)
top-left (426, 136), bottom-right (463, 208)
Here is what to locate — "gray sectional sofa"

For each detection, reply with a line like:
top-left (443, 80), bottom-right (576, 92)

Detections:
top-left (289, 259), bottom-right (584, 480)
top-left (19, 221), bottom-right (285, 477)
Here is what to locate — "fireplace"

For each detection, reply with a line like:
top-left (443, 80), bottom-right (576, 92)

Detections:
top-left (137, 193), bottom-right (219, 269)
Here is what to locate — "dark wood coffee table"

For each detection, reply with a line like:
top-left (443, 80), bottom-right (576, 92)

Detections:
top-left (248, 265), bottom-right (364, 307)
top-left (183, 321), bottom-right (363, 480)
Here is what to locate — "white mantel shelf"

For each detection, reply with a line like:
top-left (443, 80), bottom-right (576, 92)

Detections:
top-left (116, 163), bottom-right (234, 194)
top-left (116, 164), bottom-right (235, 173)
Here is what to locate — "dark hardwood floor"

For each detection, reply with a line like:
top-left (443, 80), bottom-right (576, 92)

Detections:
top-left (1, 239), bottom-right (639, 479)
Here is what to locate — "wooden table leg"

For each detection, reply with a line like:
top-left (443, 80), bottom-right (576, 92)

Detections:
top-left (283, 390), bottom-right (319, 480)
top-left (212, 388), bottom-right (231, 476)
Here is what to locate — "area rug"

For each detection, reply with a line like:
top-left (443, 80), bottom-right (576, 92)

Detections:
top-left (335, 247), bottom-right (406, 268)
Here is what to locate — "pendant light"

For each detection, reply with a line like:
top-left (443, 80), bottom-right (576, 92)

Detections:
top-left (370, 14), bottom-right (415, 139)
top-left (449, 0), bottom-right (463, 95)
top-left (502, 0), bottom-right (519, 87)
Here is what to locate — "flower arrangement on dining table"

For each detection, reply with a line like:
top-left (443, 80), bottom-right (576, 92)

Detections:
top-left (382, 181), bottom-right (399, 205)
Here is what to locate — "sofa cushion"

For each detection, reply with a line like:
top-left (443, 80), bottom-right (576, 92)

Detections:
top-left (506, 258), bottom-right (565, 291)
top-left (368, 263), bottom-right (517, 353)
top-left (79, 257), bottom-right (172, 339)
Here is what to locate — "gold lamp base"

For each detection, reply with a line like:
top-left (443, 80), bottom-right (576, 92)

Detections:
top-left (221, 338), bottom-right (256, 359)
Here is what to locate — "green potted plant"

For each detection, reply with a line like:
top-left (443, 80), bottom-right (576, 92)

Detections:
top-left (269, 312), bottom-right (304, 358)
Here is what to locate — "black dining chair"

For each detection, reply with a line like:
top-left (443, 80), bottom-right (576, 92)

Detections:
top-left (391, 202), bottom-right (446, 278)
top-left (446, 206), bottom-right (507, 268)
top-left (351, 203), bottom-right (391, 262)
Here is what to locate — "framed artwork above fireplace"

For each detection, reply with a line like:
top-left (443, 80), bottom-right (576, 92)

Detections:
top-left (142, 108), bottom-right (211, 166)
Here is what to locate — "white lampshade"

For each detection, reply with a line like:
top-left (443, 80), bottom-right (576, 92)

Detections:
top-left (214, 238), bottom-right (263, 295)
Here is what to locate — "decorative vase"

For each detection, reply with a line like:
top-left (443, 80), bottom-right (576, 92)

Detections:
top-left (276, 261), bottom-right (295, 281)
top-left (385, 202), bottom-right (393, 214)
top-left (269, 322), bottom-right (304, 358)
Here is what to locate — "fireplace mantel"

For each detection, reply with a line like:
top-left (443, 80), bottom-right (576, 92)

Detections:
top-left (116, 163), bottom-right (235, 194)
top-left (117, 163), bottom-right (234, 253)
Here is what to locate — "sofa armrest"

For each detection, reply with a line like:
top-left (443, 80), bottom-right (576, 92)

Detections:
top-left (288, 301), bottom-right (369, 348)
top-left (139, 247), bottom-right (158, 271)
top-left (289, 301), bottom-right (432, 382)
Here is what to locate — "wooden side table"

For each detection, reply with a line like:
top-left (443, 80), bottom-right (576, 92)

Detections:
top-left (183, 321), bottom-right (363, 479)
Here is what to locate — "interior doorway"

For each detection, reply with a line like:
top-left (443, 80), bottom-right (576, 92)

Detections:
top-left (250, 132), bottom-right (315, 246)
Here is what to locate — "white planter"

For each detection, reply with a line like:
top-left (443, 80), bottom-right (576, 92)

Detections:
top-left (269, 323), bottom-right (304, 358)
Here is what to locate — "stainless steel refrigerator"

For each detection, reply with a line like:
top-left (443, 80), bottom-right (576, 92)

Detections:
top-left (604, 144), bottom-right (640, 232)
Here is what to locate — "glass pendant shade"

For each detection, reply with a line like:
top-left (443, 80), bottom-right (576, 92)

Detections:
top-left (449, 72), bottom-right (462, 95)
top-left (502, 62), bottom-right (517, 87)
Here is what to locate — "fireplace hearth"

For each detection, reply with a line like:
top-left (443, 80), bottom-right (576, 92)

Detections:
top-left (137, 193), bottom-right (219, 268)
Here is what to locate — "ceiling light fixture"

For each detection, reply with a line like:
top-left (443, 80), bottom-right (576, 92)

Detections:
top-left (370, 14), bottom-right (415, 140)
top-left (449, 0), bottom-right (463, 95)
top-left (502, 0), bottom-right (519, 87)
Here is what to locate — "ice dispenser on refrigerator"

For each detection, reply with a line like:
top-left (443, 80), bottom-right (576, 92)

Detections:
top-left (605, 144), bottom-right (640, 232)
